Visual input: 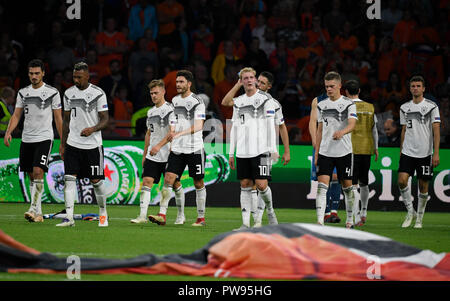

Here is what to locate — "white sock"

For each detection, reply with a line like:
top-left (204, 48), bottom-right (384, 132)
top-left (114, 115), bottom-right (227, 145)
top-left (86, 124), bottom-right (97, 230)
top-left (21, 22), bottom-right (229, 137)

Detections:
top-left (195, 186), bottom-right (206, 219)
top-left (174, 185), bottom-right (185, 216)
top-left (28, 181), bottom-right (35, 213)
top-left (256, 194), bottom-right (265, 224)
top-left (360, 185), bottom-right (369, 217)
top-left (416, 193), bottom-right (428, 222)
top-left (31, 179), bottom-right (44, 215)
top-left (93, 180), bottom-right (108, 217)
top-left (316, 182), bottom-right (328, 224)
top-left (353, 185), bottom-right (360, 223)
top-left (139, 186), bottom-right (152, 217)
top-left (400, 186), bottom-right (414, 214)
top-left (343, 186), bottom-right (354, 225)
top-left (159, 184), bottom-right (172, 215)
top-left (64, 175), bottom-right (77, 221)
top-left (240, 187), bottom-right (252, 227)
top-left (251, 189), bottom-right (258, 222)
top-left (258, 186), bottom-right (274, 214)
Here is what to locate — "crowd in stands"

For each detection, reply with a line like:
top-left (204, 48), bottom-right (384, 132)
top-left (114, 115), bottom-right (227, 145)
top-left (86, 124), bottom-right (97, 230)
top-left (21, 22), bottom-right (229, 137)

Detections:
top-left (0, 0), bottom-right (449, 145)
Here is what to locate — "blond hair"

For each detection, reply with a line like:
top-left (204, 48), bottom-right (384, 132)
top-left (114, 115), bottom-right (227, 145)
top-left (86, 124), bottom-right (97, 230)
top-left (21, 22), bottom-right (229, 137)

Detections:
top-left (148, 79), bottom-right (165, 90)
top-left (238, 67), bottom-right (256, 79)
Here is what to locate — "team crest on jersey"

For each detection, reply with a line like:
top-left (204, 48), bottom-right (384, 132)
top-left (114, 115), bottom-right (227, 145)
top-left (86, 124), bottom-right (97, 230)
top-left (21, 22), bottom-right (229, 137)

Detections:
top-left (420, 106), bottom-right (428, 115)
top-left (40, 91), bottom-right (48, 100)
top-left (185, 101), bottom-right (193, 111)
top-left (337, 103), bottom-right (345, 111)
top-left (86, 93), bottom-right (93, 101)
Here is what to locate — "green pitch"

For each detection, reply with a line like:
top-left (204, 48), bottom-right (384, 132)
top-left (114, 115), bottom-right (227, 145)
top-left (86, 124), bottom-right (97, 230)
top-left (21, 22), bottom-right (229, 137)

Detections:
top-left (0, 203), bottom-right (449, 281)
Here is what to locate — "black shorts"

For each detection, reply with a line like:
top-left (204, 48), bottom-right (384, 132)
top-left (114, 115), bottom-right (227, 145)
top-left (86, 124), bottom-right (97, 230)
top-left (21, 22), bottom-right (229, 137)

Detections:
top-left (236, 153), bottom-right (272, 181)
top-left (64, 144), bottom-right (105, 180)
top-left (317, 153), bottom-right (353, 182)
top-left (352, 154), bottom-right (372, 185)
top-left (165, 150), bottom-right (205, 180)
top-left (142, 159), bottom-right (167, 184)
top-left (19, 140), bottom-right (53, 173)
top-left (398, 154), bottom-right (433, 181)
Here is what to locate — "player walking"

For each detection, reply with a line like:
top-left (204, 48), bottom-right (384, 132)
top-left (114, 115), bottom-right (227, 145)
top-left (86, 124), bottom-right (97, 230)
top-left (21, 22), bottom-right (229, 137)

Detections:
top-left (315, 72), bottom-right (357, 228)
top-left (3, 59), bottom-right (63, 223)
top-left (131, 79), bottom-right (185, 224)
top-left (57, 62), bottom-right (110, 227)
top-left (398, 75), bottom-right (440, 228)
top-left (228, 67), bottom-right (278, 229)
top-left (148, 70), bottom-right (207, 226)
top-left (344, 80), bottom-right (378, 226)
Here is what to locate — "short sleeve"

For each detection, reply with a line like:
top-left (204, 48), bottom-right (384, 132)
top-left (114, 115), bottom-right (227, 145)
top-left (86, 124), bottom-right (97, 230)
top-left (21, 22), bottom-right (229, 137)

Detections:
top-left (317, 106), bottom-right (323, 123)
top-left (168, 110), bottom-right (177, 126)
top-left (399, 108), bottom-right (406, 125)
top-left (431, 106), bottom-right (441, 123)
top-left (63, 94), bottom-right (71, 111)
top-left (15, 91), bottom-right (24, 108)
top-left (348, 103), bottom-right (358, 120)
top-left (194, 102), bottom-right (206, 120)
top-left (265, 100), bottom-right (276, 118)
top-left (97, 93), bottom-right (108, 112)
top-left (51, 92), bottom-right (62, 110)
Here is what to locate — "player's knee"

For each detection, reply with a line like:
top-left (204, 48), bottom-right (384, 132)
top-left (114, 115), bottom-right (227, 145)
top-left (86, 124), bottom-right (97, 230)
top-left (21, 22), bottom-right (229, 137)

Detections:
top-left (240, 179), bottom-right (253, 188)
top-left (193, 179), bottom-right (204, 189)
top-left (164, 173), bottom-right (177, 185)
top-left (32, 167), bottom-right (44, 180)
top-left (142, 177), bottom-right (154, 188)
top-left (255, 181), bottom-right (267, 191)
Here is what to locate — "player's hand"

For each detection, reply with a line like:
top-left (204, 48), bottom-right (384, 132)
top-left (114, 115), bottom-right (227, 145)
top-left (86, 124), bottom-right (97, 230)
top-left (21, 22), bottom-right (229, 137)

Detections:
top-left (60, 145), bottom-right (65, 160)
top-left (374, 149), bottom-right (379, 161)
top-left (166, 132), bottom-right (177, 142)
top-left (80, 127), bottom-right (95, 137)
top-left (229, 156), bottom-right (235, 170)
top-left (150, 146), bottom-right (160, 156)
top-left (432, 153), bottom-right (440, 167)
top-left (3, 132), bottom-right (11, 147)
top-left (281, 152), bottom-right (290, 165)
top-left (332, 130), bottom-right (344, 140)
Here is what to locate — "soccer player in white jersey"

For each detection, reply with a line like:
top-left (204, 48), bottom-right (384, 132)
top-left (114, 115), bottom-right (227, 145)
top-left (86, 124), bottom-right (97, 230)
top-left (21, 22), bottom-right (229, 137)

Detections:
top-left (4, 59), bottom-right (63, 223)
top-left (398, 75), bottom-right (440, 229)
top-left (228, 67), bottom-right (278, 230)
top-left (131, 79), bottom-right (185, 224)
top-left (222, 70), bottom-right (289, 227)
top-left (315, 71), bottom-right (357, 228)
top-left (149, 70), bottom-right (207, 227)
top-left (57, 62), bottom-right (110, 227)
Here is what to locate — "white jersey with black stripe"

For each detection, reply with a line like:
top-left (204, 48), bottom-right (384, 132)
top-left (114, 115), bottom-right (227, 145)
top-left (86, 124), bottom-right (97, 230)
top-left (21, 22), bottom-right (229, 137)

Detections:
top-left (317, 95), bottom-right (357, 157)
top-left (229, 90), bottom-right (277, 158)
top-left (16, 83), bottom-right (61, 143)
top-left (400, 98), bottom-right (440, 158)
top-left (146, 102), bottom-right (175, 162)
top-left (170, 92), bottom-right (206, 154)
top-left (63, 84), bottom-right (108, 149)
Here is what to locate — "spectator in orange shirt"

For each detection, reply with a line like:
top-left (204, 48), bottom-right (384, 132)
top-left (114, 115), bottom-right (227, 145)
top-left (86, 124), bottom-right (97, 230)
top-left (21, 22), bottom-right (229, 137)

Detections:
top-left (144, 28), bottom-right (158, 53)
top-left (269, 37), bottom-right (297, 87)
top-left (211, 40), bottom-right (239, 85)
top-left (157, 0), bottom-right (185, 49)
top-left (382, 71), bottom-right (407, 102)
top-left (216, 27), bottom-right (247, 59)
top-left (334, 21), bottom-right (358, 55)
top-left (213, 63), bottom-right (239, 122)
top-left (393, 9), bottom-right (417, 48)
top-left (192, 19), bottom-right (214, 63)
top-left (306, 16), bottom-right (330, 57)
top-left (412, 17), bottom-right (441, 46)
top-left (377, 36), bottom-right (396, 86)
top-left (113, 85), bottom-right (133, 136)
top-left (96, 17), bottom-right (128, 69)
top-left (85, 49), bottom-right (105, 85)
top-left (163, 69), bottom-right (178, 102)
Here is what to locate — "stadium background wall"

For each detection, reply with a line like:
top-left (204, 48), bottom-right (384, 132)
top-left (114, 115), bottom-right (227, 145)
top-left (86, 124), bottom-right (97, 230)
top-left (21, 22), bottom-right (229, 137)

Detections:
top-left (0, 139), bottom-right (449, 212)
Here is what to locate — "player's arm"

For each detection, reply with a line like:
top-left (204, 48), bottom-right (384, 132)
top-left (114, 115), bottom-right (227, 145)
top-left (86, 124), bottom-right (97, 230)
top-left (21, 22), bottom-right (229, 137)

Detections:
top-left (228, 108), bottom-right (238, 170)
top-left (314, 122), bottom-right (323, 166)
top-left (333, 118), bottom-right (356, 140)
top-left (309, 97), bottom-right (318, 148)
top-left (60, 110), bottom-right (71, 159)
top-left (432, 122), bottom-right (440, 167)
top-left (3, 107), bottom-right (23, 147)
top-left (53, 108), bottom-right (63, 140)
top-left (279, 123), bottom-right (290, 165)
top-left (399, 125), bottom-right (406, 154)
top-left (372, 115), bottom-right (379, 161)
top-left (150, 126), bottom-right (174, 156)
top-left (221, 80), bottom-right (242, 107)
top-left (80, 111), bottom-right (109, 137)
